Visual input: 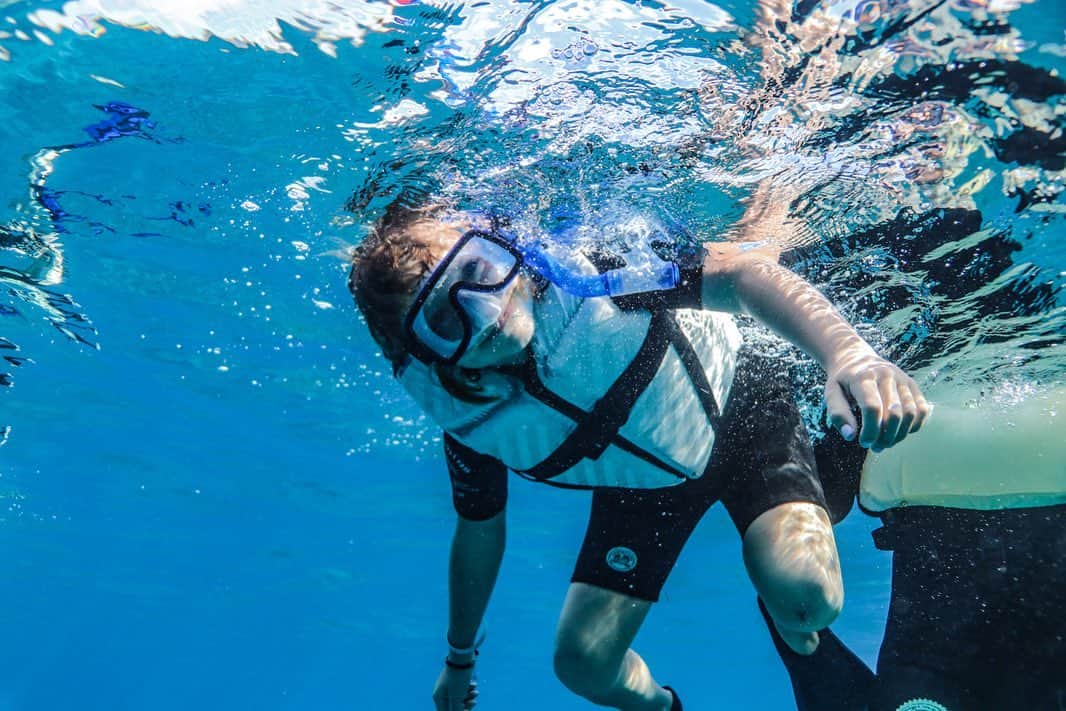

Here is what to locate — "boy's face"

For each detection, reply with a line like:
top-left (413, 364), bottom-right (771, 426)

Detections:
top-left (407, 215), bottom-right (536, 369)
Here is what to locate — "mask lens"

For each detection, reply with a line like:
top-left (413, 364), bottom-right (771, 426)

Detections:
top-left (406, 232), bottom-right (521, 362)
top-left (455, 289), bottom-right (505, 343)
top-left (452, 238), bottom-right (517, 286)
top-left (421, 290), bottom-right (466, 341)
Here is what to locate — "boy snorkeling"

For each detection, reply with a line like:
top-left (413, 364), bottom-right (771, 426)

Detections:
top-left (348, 199), bottom-right (930, 710)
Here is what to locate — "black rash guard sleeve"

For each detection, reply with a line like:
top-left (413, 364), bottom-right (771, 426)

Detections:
top-left (444, 433), bottom-right (508, 521)
top-left (608, 262), bottom-right (703, 311)
top-left (581, 246), bottom-right (703, 312)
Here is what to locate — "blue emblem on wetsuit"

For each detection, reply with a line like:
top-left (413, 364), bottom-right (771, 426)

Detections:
top-left (606, 546), bottom-right (638, 573)
top-left (896, 699), bottom-right (949, 711)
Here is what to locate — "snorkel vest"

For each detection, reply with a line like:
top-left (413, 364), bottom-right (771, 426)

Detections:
top-left (399, 269), bottom-right (741, 490)
top-left (860, 383), bottom-right (1066, 512)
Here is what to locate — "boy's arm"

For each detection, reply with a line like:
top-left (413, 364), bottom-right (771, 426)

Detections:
top-left (446, 511), bottom-right (506, 657)
top-left (433, 510), bottom-right (506, 711)
top-left (433, 435), bottom-right (508, 710)
top-left (700, 243), bottom-right (931, 451)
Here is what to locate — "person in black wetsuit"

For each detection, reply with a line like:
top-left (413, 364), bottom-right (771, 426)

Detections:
top-left (727, 0), bottom-right (1066, 706)
top-left (766, 54), bottom-right (1066, 706)
top-left (770, 204), bottom-right (1066, 711)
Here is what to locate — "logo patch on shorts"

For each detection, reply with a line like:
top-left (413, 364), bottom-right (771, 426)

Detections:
top-left (605, 546), bottom-right (637, 573)
top-left (896, 699), bottom-right (950, 711)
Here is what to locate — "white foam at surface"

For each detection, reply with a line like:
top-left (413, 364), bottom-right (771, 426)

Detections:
top-left (27, 0), bottom-right (397, 55)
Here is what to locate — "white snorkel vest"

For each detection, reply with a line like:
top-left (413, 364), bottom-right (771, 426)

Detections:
top-left (400, 275), bottom-right (741, 490)
top-left (860, 383), bottom-right (1066, 512)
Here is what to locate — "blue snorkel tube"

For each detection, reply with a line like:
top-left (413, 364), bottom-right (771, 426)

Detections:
top-left (498, 208), bottom-right (681, 298)
top-left (514, 242), bottom-right (680, 298)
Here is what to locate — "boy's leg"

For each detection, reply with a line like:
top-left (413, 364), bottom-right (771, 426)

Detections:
top-left (564, 470), bottom-right (716, 709)
top-left (743, 501), bottom-right (844, 652)
top-left (554, 583), bottom-right (673, 711)
top-left (715, 350), bottom-right (844, 652)
top-left (713, 349), bottom-right (875, 708)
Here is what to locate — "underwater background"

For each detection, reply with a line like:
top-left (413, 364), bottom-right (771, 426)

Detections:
top-left (0, 0), bottom-right (1063, 708)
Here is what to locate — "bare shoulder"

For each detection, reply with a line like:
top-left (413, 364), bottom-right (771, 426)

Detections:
top-left (700, 241), bottom-right (783, 311)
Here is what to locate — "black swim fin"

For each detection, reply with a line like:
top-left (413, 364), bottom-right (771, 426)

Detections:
top-left (663, 685), bottom-right (682, 711)
top-left (758, 598), bottom-right (873, 710)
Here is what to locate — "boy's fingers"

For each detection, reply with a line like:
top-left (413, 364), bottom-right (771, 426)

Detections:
top-left (893, 383), bottom-right (917, 445)
top-left (874, 377), bottom-right (903, 450)
top-left (912, 390), bottom-right (933, 432)
top-left (856, 378), bottom-right (884, 447)
top-left (824, 381), bottom-right (857, 440)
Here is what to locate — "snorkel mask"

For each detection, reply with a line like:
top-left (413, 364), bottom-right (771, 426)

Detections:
top-left (402, 226), bottom-right (682, 366)
top-left (403, 229), bottom-right (523, 366)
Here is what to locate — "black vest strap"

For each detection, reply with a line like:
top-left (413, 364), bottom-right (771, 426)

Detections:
top-left (662, 315), bottom-right (721, 430)
top-left (514, 310), bottom-right (689, 483)
top-left (501, 309), bottom-right (727, 487)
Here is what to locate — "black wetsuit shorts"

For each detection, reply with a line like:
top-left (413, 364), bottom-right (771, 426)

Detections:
top-left (444, 350), bottom-right (828, 603)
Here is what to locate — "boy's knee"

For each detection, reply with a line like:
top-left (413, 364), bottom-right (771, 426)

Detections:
top-left (769, 578), bottom-right (843, 634)
top-left (553, 639), bottom-right (618, 697)
top-left (743, 501), bottom-right (843, 634)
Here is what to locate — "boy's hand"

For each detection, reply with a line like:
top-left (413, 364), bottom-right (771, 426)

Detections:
top-left (824, 351), bottom-right (932, 451)
top-left (433, 661), bottom-right (479, 711)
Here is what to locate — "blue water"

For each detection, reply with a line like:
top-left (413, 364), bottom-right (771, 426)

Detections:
top-left (1, 1), bottom-right (1063, 708)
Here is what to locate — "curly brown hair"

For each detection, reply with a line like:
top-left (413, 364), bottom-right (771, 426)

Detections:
top-left (348, 200), bottom-right (455, 366)
top-left (349, 199), bottom-right (505, 404)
